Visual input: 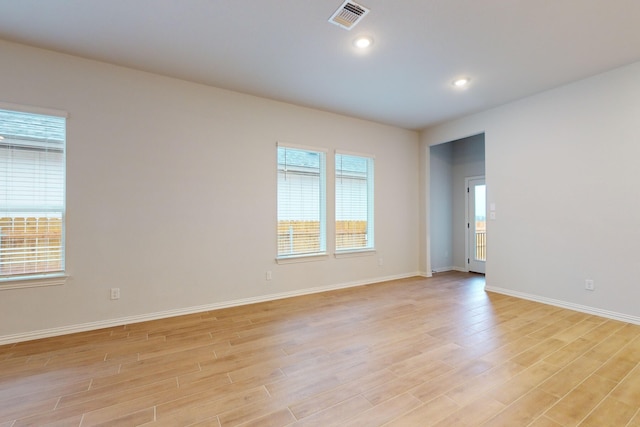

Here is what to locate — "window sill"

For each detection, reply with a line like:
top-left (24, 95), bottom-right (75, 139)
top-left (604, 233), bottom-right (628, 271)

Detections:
top-left (0, 274), bottom-right (68, 290)
top-left (276, 253), bottom-right (329, 264)
top-left (334, 249), bottom-right (376, 259)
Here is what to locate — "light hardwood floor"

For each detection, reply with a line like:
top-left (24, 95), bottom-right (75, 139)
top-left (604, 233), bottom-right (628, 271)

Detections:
top-left (1, 272), bottom-right (639, 426)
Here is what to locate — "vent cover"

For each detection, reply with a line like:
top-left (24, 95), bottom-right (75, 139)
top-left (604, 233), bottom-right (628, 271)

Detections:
top-left (328, 1), bottom-right (370, 30)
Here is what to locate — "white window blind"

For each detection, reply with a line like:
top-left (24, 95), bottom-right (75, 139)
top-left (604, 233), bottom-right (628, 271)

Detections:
top-left (336, 152), bottom-right (374, 251)
top-left (0, 108), bottom-right (66, 280)
top-left (277, 144), bottom-right (326, 257)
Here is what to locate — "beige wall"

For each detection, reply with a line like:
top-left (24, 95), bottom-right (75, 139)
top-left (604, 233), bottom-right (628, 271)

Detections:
top-left (0, 40), bottom-right (420, 341)
top-left (422, 60), bottom-right (640, 322)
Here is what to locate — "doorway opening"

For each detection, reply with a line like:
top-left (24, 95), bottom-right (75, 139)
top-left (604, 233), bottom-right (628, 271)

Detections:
top-left (428, 133), bottom-right (485, 275)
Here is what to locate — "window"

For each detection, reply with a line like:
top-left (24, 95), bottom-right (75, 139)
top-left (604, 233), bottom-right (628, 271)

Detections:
top-left (335, 152), bottom-right (374, 252)
top-left (0, 107), bottom-right (66, 282)
top-left (277, 144), bottom-right (326, 258)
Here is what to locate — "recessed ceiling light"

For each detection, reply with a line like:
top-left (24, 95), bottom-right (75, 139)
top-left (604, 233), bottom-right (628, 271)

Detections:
top-left (452, 77), bottom-right (471, 88)
top-left (354, 36), bottom-right (373, 49)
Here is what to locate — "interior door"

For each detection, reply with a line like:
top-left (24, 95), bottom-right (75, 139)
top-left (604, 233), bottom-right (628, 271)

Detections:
top-left (468, 177), bottom-right (486, 274)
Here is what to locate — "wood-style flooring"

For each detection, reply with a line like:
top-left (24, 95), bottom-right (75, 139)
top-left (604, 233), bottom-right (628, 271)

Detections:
top-left (1, 272), bottom-right (640, 426)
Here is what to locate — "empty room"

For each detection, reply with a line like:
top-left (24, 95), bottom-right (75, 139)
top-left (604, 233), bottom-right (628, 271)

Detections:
top-left (1, 1), bottom-right (640, 426)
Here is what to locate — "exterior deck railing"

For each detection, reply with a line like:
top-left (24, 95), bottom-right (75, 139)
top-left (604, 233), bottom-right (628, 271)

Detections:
top-left (475, 230), bottom-right (486, 261)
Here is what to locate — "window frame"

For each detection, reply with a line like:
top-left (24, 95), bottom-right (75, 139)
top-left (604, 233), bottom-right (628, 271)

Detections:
top-left (276, 142), bottom-right (327, 262)
top-left (0, 102), bottom-right (68, 289)
top-left (335, 150), bottom-right (375, 255)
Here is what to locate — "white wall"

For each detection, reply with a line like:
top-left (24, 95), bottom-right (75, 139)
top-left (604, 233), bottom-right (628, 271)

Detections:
top-left (422, 60), bottom-right (640, 322)
top-left (428, 143), bottom-right (453, 271)
top-left (0, 40), bottom-right (420, 341)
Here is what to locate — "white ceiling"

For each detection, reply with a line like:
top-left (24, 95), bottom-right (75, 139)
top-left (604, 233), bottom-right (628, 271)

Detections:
top-left (0, 0), bottom-right (639, 130)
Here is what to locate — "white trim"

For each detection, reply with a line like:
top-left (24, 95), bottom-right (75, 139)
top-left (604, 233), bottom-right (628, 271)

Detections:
top-left (335, 152), bottom-right (375, 252)
top-left (431, 266), bottom-right (455, 273)
top-left (334, 148), bottom-right (375, 159)
top-left (431, 266), bottom-right (468, 273)
top-left (0, 101), bottom-right (68, 118)
top-left (276, 140), bottom-right (328, 153)
top-left (485, 285), bottom-right (640, 325)
top-left (334, 249), bottom-right (376, 258)
top-left (0, 272), bottom-right (421, 345)
top-left (276, 253), bottom-right (329, 264)
top-left (0, 274), bottom-right (67, 290)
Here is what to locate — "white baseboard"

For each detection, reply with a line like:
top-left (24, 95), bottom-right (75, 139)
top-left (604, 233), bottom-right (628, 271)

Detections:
top-left (431, 266), bottom-right (454, 273)
top-left (431, 266), bottom-right (467, 273)
top-left (0, 272), bottom-right (421, 345)
top-left (485, 286), bottom-right (640, 325)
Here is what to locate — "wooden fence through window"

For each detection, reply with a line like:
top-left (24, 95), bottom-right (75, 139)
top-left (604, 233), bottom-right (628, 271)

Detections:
top-left (278, 220), bottom-right (367, 254)
top-left (0, 217), bottom-right (62, 275)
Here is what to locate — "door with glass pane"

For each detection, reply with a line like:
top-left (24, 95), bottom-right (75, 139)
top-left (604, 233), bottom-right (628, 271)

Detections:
top-left (468, 177), bottom-right (486, 274)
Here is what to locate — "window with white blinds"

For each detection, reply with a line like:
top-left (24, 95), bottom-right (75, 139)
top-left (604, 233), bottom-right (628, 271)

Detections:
top-left (335, 152), bottom-right (374, 252)
top-left (0, 108), bottom-right (66, 281)
top-left (277, 144), bottom-right (326, 258)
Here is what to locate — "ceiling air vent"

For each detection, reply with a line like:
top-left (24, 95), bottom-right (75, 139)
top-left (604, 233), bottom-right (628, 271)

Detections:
top-left (328, 1), bottom-right (370, 30)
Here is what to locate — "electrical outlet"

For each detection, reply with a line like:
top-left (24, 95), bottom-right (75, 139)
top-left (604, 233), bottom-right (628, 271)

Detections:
top-left (378, 258), bottom-right (383, 266)
top-left (110, 288), bottom-right (120, 300)
top-left (585, 280), bottom-right (594, 291)
top-left (266, 271), bottom-right (272, 281)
